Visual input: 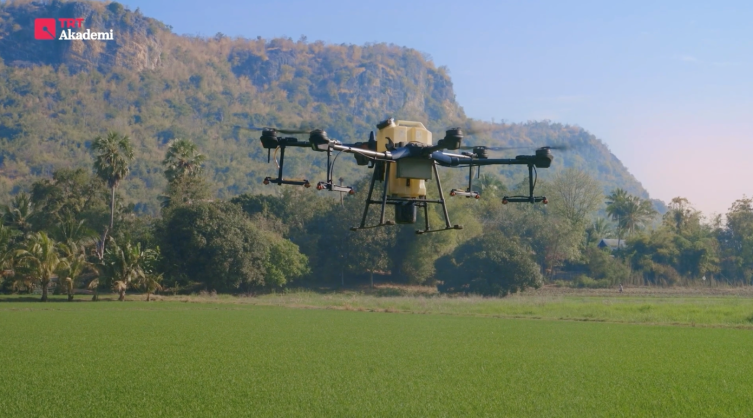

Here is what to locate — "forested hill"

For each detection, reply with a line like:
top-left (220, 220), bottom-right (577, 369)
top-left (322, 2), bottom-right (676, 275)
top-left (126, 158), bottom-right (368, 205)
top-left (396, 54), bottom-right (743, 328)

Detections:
top-left (0, 0), bottom-right (653, 214)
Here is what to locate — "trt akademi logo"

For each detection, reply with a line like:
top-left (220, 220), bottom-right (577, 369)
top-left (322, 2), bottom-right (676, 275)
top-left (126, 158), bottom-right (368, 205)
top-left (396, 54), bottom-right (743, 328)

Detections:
top-left (34, 18), bottom-right (114, 41)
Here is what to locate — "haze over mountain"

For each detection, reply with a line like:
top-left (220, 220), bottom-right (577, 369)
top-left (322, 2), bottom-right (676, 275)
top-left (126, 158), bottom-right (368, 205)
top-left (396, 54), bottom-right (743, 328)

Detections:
top-left (0, 1), bottom-right (659, 215)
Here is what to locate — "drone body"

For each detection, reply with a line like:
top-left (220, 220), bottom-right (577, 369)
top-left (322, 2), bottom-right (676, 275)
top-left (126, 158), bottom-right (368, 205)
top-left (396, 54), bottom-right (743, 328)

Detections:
top-left (376, 119), bottom-right (432, 199)
top-left (239, 117), bottom-right (562, 235)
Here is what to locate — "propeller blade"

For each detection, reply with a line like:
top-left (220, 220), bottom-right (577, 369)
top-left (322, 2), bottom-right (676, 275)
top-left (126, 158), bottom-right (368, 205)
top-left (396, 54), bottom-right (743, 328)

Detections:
top-left (441, 125), bottom-right (500, 137)
top-left (458, 143), bottom-right (581, 152)
top-left (540, 144), bottom-right (576, 151)
top-left (235, 125), bottom-right (315, 135)
top-left (457, 145), bottom-right (520, 151)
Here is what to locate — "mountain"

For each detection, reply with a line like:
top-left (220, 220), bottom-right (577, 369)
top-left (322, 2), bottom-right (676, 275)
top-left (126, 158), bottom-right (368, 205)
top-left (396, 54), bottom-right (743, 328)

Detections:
top-left (0, 1), bottom-right (654, 214)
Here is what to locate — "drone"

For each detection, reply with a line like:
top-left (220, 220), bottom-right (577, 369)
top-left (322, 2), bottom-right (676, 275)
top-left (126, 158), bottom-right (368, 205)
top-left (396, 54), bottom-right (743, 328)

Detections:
top-left (239, 118), bottom-right (566, 234)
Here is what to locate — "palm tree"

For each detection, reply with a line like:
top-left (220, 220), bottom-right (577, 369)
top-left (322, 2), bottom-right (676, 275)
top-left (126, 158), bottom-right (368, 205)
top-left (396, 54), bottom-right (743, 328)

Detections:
top-left (162, 139), bottom-right (206, 183)
top-left (135, 273), bottom-right (163, 301)
top-left (88, 278), bottom-right (100, 301)
top-left (586, 218), bottom-right (614, 245)
top-left (161, 139), bottom-right (208, 207)
top-left (55, 218), bottom-right (97, 244)
top-left (102, 239), bottom-right (156, 301)
top-left (1, 192), bottom-right (35, 234)
top-left (606, 188), bottom-right (657, 241)
top-left (59, 240), bottom-right (95, 301)
top-left (0, 224), bottom-right (19, 289)
top-left (91, 132), bottom-right (134, 232)
top-left (15, 232), bottom-right (68, 302)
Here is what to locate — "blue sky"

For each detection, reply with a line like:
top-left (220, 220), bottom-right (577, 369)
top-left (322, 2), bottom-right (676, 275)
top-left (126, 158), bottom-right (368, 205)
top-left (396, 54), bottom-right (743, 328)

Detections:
top-left (123, 0), bottom-right (753, 216)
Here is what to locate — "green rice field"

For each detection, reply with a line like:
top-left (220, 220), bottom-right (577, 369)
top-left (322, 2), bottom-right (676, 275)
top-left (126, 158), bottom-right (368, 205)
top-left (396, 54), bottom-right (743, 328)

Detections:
top-left (2, 294), bottom-right (753, 417)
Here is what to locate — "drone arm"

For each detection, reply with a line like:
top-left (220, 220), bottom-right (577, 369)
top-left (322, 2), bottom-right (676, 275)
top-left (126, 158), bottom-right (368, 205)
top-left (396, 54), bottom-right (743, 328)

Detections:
top-left (431, 152), bottom-right (527, 167)
top-left (460, 158), bottom-right (529, 166)
top-left (331, 144), bottom-right (391, 160)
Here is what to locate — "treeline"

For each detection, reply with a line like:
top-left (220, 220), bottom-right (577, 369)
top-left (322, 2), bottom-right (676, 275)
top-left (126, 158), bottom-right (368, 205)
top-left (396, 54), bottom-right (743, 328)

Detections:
top-left (2, 135), bottom-right (751, 301)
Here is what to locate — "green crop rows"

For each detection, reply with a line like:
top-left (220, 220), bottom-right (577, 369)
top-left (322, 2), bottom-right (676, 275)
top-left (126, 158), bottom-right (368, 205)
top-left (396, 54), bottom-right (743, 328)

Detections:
top-left (1, 302), bottom-right (752, 417)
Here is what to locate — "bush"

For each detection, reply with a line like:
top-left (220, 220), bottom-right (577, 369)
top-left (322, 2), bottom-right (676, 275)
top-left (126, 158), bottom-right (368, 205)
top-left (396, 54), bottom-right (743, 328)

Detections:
top-left (437, 232), bottom-right (543, 297)
top-left (572, 275), bottom-right (612, 289)
top-left (584, 246), bottom-right (630, 285)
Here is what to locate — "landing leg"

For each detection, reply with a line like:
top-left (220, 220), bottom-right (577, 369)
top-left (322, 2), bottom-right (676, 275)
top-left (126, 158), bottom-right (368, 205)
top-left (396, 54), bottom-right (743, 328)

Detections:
top-left (379, 163), bottom-right (391, 225)
top-left (357, 166), bottom-right (379, 229)
top-left (434, 162), bottom-right (452, 229)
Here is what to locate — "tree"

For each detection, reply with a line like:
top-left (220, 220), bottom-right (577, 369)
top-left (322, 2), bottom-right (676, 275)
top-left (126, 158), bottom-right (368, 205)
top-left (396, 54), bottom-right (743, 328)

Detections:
top-left (606, 188), bottom-right (658, 240)
top-left (2, 192), bottom-right (35, 235)
top-left (161, 139), bottom-right (209, 207)
top-left (59, 240), bottom-right (95, 301)
top-left (586, 218), bottom-right (614, 245)
top-left (664, 197), bottom-right (694, 233)
top-left (542, 167), bottom-right (602, 227)
top-left (29, 168), bottom-right (110, 237)
top-left (162, 139), bottom-right (206, 183)
top-left (437, 231), bottom-right (542, 296)
top-left (91, 132), bottom-right (134, 253)
top-left (476, 173), bottom-right (506, 197)
top-left (718, 197), bottom-right (753, 283)
top-left (101, 239), bottom-right (157, 301)
top-left (135, 273), bottom-right (163, 301)
top-left (0, 224), bottom-right (18, 292)
top-left (15, 232), bottom-right (69, 302)
top-left (157, 202), bottom-right (306, 291)
top-left (264, 237), bottom-right (309, 288)
top-left (582, 246), bottom-right (630, 285)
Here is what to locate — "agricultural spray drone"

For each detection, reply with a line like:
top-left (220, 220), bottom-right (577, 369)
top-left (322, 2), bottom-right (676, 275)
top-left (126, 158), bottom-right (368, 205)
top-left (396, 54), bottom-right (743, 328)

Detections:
top-left (239, 119), bottom-right (571, 234)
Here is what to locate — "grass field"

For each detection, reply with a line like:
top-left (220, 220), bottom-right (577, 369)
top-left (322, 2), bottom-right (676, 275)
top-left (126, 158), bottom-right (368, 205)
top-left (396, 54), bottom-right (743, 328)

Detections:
top-left (2, 292), bottom-right (753, 417)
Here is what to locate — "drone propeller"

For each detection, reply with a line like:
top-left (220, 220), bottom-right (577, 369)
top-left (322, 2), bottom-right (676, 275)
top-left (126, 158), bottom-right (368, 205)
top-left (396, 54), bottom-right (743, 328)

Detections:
top-left (448, 125), bottom-right (499, 137)
top-left (458, 144), bottom-right (579, 152)
top-left (235, 125), bottom-right (314, 135)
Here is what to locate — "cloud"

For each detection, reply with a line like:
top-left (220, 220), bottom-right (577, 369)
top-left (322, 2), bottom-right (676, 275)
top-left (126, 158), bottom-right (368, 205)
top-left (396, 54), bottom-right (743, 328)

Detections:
top-left (675, 55), bottom-right (699, 63)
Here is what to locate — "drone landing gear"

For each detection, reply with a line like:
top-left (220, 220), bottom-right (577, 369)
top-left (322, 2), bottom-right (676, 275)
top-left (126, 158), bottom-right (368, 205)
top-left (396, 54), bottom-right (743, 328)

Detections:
top-left (350, 162), bottom-right (462, 234)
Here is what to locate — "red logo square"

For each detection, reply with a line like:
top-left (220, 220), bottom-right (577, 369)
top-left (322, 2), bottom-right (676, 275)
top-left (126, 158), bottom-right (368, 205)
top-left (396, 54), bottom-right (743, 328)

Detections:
top-left (34, 18), bottom-right (56, 40)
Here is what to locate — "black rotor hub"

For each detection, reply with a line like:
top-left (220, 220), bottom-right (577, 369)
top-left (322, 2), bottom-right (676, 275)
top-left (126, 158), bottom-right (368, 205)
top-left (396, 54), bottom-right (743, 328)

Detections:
top-left (260, 128), bottom-right (279, 149)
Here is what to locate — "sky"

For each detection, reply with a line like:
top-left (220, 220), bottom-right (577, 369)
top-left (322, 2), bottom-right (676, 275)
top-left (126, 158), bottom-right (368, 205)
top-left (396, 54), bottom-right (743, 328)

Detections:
top-left (122, 0), bottom-right (753, 217)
